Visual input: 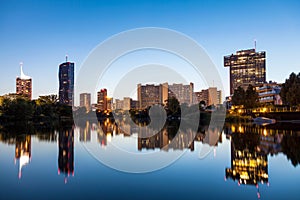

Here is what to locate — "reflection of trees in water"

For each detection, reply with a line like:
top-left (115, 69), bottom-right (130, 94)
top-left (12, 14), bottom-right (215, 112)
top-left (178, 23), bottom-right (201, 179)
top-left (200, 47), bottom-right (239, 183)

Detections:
top-left (0, 127), bottom-right (58, 143)
top-left (231, 131), bottom-right (260, 152)
top-left (281, 133), bottom-right (300, 167)
top-left (0, 132), bottom-right (17, 144)
top-left (35, 130), bottom-right (57, 142)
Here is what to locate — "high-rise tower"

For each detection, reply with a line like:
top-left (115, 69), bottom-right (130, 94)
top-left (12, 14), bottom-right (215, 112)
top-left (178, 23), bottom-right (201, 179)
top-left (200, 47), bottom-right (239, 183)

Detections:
top-left (16, 62), bottom-right (32, 100)
top-left (224, 49), bottom-right (266, 95)
top-left (58, 56), bottom-right (74, 106)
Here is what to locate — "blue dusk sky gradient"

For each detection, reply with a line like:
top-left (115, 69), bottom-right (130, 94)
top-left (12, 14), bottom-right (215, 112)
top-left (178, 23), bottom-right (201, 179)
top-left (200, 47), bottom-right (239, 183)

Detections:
top-left (1, 0), bottom-right (300, 104)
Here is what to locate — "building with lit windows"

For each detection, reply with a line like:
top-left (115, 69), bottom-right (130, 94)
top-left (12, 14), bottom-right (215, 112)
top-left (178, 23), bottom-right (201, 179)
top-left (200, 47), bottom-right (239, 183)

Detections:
top-left (97, 89), bottom-right (107, 111)
top-left (58, 57), bottom-right (74, 106)
top-left (256, 82), bottom-right (282, 105)
top-left (16, 63), bottom-right (32, 100)
top-left (224, 49), bottom-right (266, 95)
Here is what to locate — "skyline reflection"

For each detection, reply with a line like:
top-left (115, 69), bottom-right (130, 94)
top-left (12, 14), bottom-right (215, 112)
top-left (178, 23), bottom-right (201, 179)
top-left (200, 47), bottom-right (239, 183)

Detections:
top-left (0, 121), bottom-right (299, 187)
top-left (58, 128), bottom-right (74, 183)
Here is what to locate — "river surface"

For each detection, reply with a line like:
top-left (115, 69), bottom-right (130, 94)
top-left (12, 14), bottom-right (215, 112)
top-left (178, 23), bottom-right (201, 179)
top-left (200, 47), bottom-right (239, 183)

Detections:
top-left (0, 121), bottom-right (300, 199)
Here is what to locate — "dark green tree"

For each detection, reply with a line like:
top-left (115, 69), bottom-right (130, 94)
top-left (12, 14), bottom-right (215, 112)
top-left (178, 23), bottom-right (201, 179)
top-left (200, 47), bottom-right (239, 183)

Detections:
top-left (165, 97), bottom-right (180, 116)
top-left (36, 95), bottom-right (58, 105)
top-left (231, 86), bottom-right (245, 106)
top-left (244, 85), bottom-right (259, 108)
top-left (0, 98), bottom-right (34, 124)
top-left (231, 85), bottom-right (259, 109)
top-left (280, 72), bottom-right (300, 106)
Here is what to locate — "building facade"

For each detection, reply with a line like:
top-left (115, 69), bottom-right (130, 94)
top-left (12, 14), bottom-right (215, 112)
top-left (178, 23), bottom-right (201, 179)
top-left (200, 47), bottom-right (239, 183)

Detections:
top-left (193, 87), bottom-right (222, 106)
top-left (106, 97), bottom-right (113, 111)
top-left (97, 89), bottom-right (107, 111)
top-left (224, 49), bottom-right (266, 95)
top-left (114, 99), bottom-right (123, 110)
top-left (137, 82), bottom-right (193, 109)
top-left (137, 84), bottom-right (162, 109)
top-left (79, 93), bottom-right (91, 112)
top-left (16, 64), bottom-right (32, 100)
top-left (123, 97), bottom-right (132, 110)
top-left (130, 100), bottom-right (139, 109)
top-left (58, 59), bottom-right (74, 106)
top-left (168, 83), bottom-right (194, 105)
top-left (256, 82), bottom-right (282, 105)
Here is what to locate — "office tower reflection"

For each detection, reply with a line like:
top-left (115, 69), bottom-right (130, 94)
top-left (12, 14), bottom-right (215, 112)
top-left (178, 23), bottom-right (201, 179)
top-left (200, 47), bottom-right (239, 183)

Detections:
top-left (225, 127), bottom-right (269, 186)
top-left (195, 126), bottom-right (222, 147)
top-left (138, 128), bottom-right (169, 151)
top-left (226, 141), bottom-right (268, 185)
top-left (15, 135), bottom-right (31, 179)
top-left (58, 128), bottom-right (74, 183)
top-left (96, 119), bottom-right (121, 147)
top-left (79, 121), bottom-right (91, 142)
top-left (138, 125), bottom-right (222, 151)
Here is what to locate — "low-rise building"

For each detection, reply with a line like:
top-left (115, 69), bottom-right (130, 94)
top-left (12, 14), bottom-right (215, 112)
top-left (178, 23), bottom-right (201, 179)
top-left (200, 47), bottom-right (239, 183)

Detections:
top-left (256, 82), bottom-right (282, 105)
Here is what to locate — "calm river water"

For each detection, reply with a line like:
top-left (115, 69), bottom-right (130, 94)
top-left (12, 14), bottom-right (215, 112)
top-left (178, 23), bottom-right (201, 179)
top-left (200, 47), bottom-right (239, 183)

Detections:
top-left (0, 120), bottom-right (300, 199)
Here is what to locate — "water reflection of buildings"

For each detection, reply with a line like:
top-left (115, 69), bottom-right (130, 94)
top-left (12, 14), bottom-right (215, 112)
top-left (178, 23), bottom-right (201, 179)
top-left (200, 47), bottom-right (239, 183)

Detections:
top-left (138, 128), bottom-right (170, 150)
top-left (96, 118), bottom-right (133, 147)
top-left (223, 124), bottom-right (284, 198)
top-left (79, 121), bottom-right (91, 142)
top-left (97, 119), bottom-right (117, 147)
top-left (95, 118), bottom-right (222, 151)
top-left (224, 124), bottom-right (284, 155)
top-left (225, 141), bottom-right (269, 186)
top-left (58, 128), bottom-right (74, 183)
top-left (15, 135), bottom-right (31, 179)
top-left (138, 126), bottom-right (222, 151)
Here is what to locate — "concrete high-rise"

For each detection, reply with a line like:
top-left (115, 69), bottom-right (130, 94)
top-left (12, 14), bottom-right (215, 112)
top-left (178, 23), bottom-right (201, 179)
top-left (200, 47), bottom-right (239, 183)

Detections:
top-left (16, 63), bottom-right (32, 100)
top-left (168, 83), bottom-right (194, 105)
top-left (79, 93), bottom-right (91, 112)
top-left (193, 87), bottom-right (222, 106)
top-left (224, 49), bottom-right (266, 95)
top-left (137, 82), bottom-right (194, 109)
top-left (58, 57), bottom-right (74, 106)
top-left (137, 84), bottom-right (161, 109)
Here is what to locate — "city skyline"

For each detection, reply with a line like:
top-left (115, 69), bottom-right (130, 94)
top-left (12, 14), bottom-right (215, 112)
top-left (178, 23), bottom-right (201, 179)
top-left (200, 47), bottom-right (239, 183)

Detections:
top-left (0, 54), bottom-right (290, 108)
top-left (1, 1), bottom-right (300, 103)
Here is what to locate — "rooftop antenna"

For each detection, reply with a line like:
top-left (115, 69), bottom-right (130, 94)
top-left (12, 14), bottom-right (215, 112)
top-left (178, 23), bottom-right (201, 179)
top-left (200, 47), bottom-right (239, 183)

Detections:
top-left (254, 39), bottom-right (257, 51)
top-left (66, 54), bottom-right (68, 62)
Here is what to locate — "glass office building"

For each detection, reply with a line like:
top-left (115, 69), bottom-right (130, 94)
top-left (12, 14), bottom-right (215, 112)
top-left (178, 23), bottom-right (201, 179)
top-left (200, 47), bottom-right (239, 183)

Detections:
top-left (224, 49), bottom-right (266, 95)
top-left (58, 60), bottom-right (74, 106)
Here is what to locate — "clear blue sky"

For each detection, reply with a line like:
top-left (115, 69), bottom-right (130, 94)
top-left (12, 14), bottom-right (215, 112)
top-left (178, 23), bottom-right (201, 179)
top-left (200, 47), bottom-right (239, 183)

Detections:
top-left (1, 0), bottom-right (300, 104)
